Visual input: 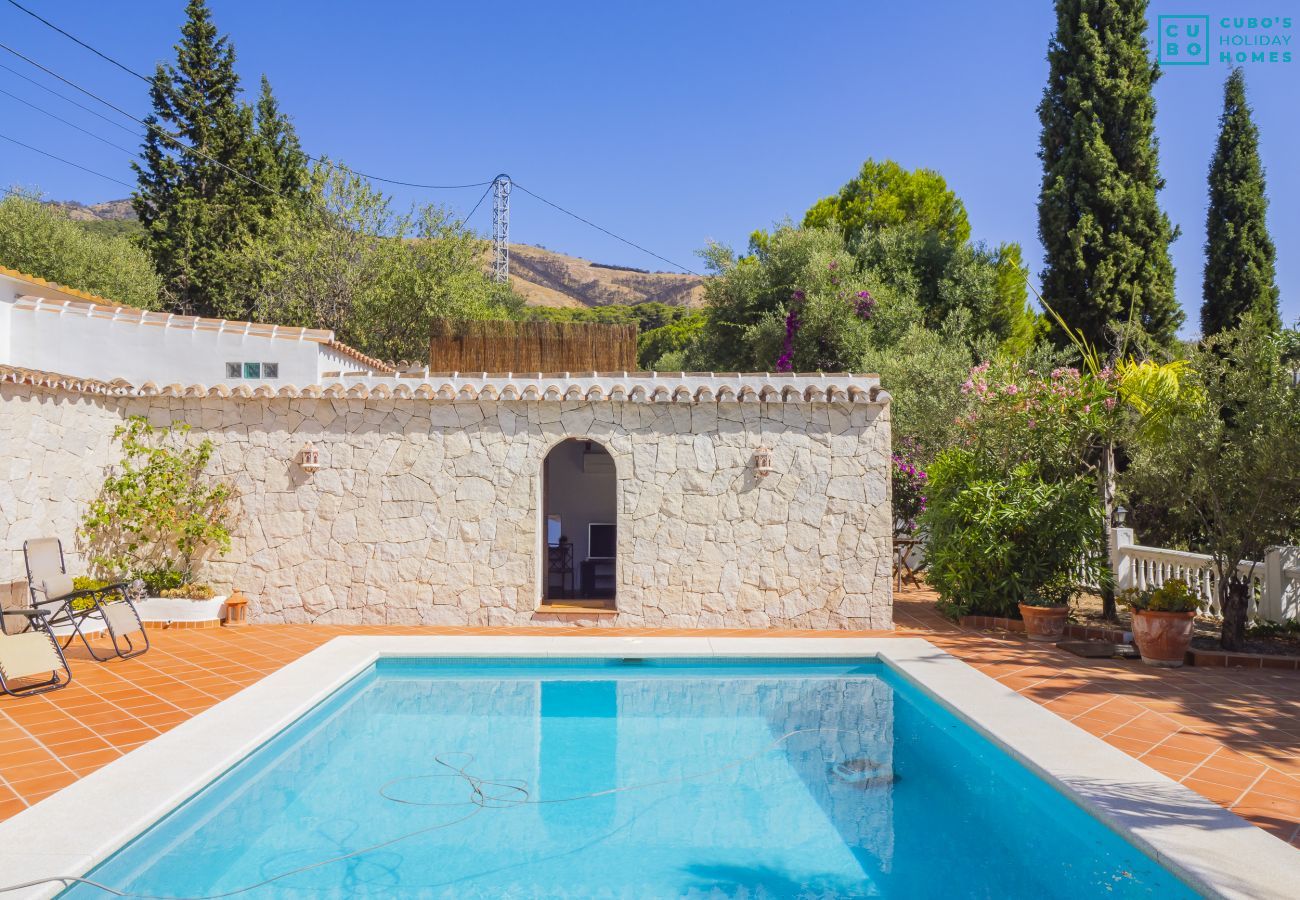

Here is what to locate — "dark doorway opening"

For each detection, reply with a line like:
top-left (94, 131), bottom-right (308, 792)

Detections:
top-left (541, 439), bottom-right (617, 610)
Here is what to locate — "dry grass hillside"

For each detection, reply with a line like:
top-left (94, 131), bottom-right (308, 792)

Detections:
top-left (51, 199), bottom-right (135, 221)
top-left (43, 199), bottom-right (705, 311)
top-left (508, 244), bottom-right (705, 309)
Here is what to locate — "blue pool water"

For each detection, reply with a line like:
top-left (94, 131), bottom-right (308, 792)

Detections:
top-left (67, 658), bottom-right (1195, 898)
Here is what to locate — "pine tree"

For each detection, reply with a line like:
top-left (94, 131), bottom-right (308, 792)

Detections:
top-left (132, 0), bottom-right (304, 318)
top-left (1201, 68), bottom-right (1280, 336)
top-left (1037, 0), bottom-right (1182, 352)
top-left (248, 75), bottom-right (307, 213)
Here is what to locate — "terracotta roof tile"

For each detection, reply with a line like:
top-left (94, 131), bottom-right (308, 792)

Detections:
top-left (1, 365), bottom-right (887, 405)
top-left (323, 340), bottom-right (396, 374)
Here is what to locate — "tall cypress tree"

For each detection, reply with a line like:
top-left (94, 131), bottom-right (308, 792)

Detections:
top-left (1201, 68), bottom-right (1280, 336)
top-left (132, 0), bottom-right (303, 318)
top-left (1037, 0), bottom-right (1182, 352)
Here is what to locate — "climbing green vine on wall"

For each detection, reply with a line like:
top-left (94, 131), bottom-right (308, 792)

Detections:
top-left (79, 417), bottom-right (236, 578)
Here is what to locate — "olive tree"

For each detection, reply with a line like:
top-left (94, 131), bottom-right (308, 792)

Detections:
top-left (1128, 319), bottom-right (1300, 650)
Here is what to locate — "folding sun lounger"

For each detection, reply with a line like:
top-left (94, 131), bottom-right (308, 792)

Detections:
top-left (23, 538), bottom-right (150, 662)
top-left (0, 608), bottom-right (71, 698)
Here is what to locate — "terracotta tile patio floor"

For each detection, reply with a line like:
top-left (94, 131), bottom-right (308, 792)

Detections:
top-left (3, 585), bottom-right (1300, 851)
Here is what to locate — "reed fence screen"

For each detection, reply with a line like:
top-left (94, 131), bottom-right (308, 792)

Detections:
top-left (429, 320), bottom-right (638, 373)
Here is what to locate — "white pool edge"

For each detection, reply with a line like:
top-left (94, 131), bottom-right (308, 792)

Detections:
top-left (0, 635), bottom-right (1294, 899)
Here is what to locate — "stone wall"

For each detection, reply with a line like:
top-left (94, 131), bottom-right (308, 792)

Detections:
top-left (1, 381), bottom-right (892, 628)
top-left (1, 386), bottom-right (124, 608)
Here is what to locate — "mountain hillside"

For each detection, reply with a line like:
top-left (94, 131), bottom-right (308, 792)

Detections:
top-left (508, 244), bottom-right (704, 309)
top-left (43, 198), bottom-right (705, 310)
top-left (51, 199), bottom-right (136, 222)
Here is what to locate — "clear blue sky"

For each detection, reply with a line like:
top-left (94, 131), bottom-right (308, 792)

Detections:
top-left (2, 0), bottom-right (1296, 333)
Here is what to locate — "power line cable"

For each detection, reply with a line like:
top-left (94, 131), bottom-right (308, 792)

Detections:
top-left (0, 86), bottom-right (141, 158)
top-left (2, 2), bottom-right (492, 192)
top-left (0, 46), bottom-right (486, 243)
top-left (0, 61), bottom-right (139, 135)
top-left (511, 182), bottom-right (699, 275)
top-left (459, 181), bottom-right (493, 229)
top-left (4, 0), bottom-right (149, 83)
top-left (325, 169), bottom-right (492, 191)
top-left (0, 40), bottom-right (286, 197)
top-left (0, 130), bottom-right (134, 188)
top-left (4, 5), bottom-right (699, 274)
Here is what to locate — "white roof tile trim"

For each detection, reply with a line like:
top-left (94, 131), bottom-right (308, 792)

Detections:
top-left (12, 294), bottom-right (334, 343)
top-left (1, 368), bottom-right (888, 405)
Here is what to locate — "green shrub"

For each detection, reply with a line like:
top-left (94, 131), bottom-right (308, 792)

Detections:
top-left (1020, 576), bottom-right (1078, 609)
top-left (70, 576), bottom-right (113, 612)
top-left (0, 193), bottom-right (163, 310)
top-left (80, 417), bottom-right (235, 579)
top-left (133, 564), bottom-right (188, 596)
top-left (158, 583), bottom-right (216, 600)
top-left (1248, 619), bottom-right (1300, 638)
top-left (638, 312), bottom-right (705, 369)
top-left (923, 448), bottom-right (1104, 618)
top-left (1119, 579), bottom-right (1201, 614)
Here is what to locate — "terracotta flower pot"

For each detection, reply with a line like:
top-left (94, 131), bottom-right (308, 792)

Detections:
top-left (1131, 610), bottom-right (1196, 667)
top-left (1018, 603), bottom-right (1069, 642)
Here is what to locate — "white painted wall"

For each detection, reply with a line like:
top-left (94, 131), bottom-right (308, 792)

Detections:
top-left (316, 344), bottom-right (375, 379)
top-left (0, 272), bottom-right (377, 386)
top-left (0, 285), bottom-right (10, 368)
top-left (7, 309), bottom-right (322, 385)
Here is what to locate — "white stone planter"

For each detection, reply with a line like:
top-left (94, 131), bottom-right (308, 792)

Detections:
top-left (51, 595), bottom-right (227, 637)
top-left (135, 595), bottom-right (227, 625)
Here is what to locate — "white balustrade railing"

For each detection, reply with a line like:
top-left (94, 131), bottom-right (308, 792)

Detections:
top-left (1110, 528), bottom-right (1300, 622)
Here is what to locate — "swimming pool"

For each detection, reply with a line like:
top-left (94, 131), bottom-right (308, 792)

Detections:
top-left (3, 636), bottom-right (1295, 899)
top-left (59, 656), bottom-right (1194, 898)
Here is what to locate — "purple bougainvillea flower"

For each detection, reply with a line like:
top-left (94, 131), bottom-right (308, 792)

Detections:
top-left (776, 306), bottom-right (801, 372)
top-left (852, 289), bottom-right (876, 320)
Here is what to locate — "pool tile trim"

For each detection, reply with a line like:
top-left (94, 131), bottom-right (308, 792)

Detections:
top-left (0, 635), bottom-right (1296, 900)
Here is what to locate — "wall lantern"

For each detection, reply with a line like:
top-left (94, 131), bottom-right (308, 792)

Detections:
top-left (753, 446), bottom-right (774, 478)
top-left (1113, 505), bottom-right (1128, 527)
top-left (298, 441), bottom-right (321, 474)
top-left (223, 590), bottom-right (250, 627)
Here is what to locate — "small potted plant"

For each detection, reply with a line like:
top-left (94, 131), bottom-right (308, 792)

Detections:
top-left (1121, 579), bottom-right (1201, 667)
top-left (1018, 579), bottom-right (1074, 642)
top-left (131, 565), bottom-right (228, 627)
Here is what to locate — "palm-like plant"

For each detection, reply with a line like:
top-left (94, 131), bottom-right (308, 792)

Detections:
top-left (1034, 290), bottom-right (1196, 619)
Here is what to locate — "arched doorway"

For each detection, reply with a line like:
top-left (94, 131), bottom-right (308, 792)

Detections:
top-left (540, 438), bottom-right (617, 609)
